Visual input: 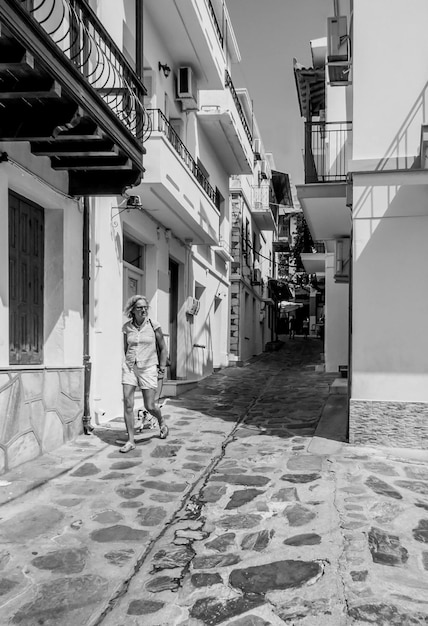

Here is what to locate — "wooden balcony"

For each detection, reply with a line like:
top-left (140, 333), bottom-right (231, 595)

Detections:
top-left (0, 0), bottom-right (150, 195)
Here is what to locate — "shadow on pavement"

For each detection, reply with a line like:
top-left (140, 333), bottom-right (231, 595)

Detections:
top-left (92, 337), bottom-right (348, 449)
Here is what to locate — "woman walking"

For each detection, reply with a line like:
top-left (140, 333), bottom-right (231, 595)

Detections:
top-left (120, 295), bottom-right (169, 453)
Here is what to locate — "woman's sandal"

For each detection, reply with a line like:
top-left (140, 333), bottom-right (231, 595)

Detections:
top-left (119, 441), bottom-right (136, 453)
top-left (159, 424), bottom-right (169, 439)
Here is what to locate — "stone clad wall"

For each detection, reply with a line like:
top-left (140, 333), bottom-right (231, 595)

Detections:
top-left (349, 400), bottom-right (428, 449)
top-left (0, 368), bottom-right (84, 473)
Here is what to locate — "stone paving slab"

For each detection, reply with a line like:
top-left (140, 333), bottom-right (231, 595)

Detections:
top-left (0, 339), bottom-right (427, 625)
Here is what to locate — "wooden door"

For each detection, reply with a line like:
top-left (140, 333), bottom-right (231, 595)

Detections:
top-left (168, 259), bottom-right (179, 379)
top-left (9, 192), bottom-right (44, 365)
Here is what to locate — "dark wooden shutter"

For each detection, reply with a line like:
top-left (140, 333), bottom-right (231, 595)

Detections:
top-left (9, 192), bottom-right (44, 365)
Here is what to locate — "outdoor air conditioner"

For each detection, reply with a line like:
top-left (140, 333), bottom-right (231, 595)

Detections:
top-left (327, 16), bottom-right (350, 84)
top-left (252, 268), bottom-right (262, 285)
top-left (253, 138), bottom-right (262, 160)
top-left (334, 238), bottom-right (350, 283)
top-left (335, 240), bottom-right (344, 274)
top-left (260, 159), bottom-right (269, 180)
top-left (186, 296), bottom-right (200, 316)
top-left (177, 67), bottom-right (198, 109)
top-left (327, 16), bottom-right (348, 61)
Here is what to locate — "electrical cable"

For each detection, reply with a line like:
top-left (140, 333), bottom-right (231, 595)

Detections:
top-left (2, 153), bottom-right (79, 202)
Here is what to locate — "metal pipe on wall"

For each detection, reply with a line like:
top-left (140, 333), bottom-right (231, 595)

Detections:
top-left (82, 197), bottom-right (94, 435)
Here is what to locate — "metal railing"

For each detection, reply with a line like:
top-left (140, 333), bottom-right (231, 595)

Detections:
top-left (17, 0), bottom-right (151, 143)
top-left (225, 70), bottom-right (253, 145)
top-left (147, 109), bottom-right (219, 209)
top-left (313, 241), bottom-right (326, 253)
top-left (204, 0), bottom-right (223, 48)
top-left (253, 185), bottom-right (276, 220)
top-left (218, 237), bottom-right (232, 255)
top-left (304, 121), bottom-right (352, 183)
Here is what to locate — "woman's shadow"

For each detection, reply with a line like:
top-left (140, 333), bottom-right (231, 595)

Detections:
top-left (92, 417), bottom-right (160, 448)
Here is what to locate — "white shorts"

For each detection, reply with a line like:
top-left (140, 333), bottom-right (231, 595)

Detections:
top-left (122, 363), bottom-right (158, 390)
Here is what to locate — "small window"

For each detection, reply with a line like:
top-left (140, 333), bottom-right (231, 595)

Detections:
top-left (123, 235), bottom-right (144, 270)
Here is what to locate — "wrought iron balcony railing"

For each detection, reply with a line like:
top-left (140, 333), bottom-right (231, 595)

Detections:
top-left (313, 241), bottom-right (326, 253)
top-left (225, 70), bottom-right (253, 145)
top-left (17, 0), bottom-right (151, 144)
top-left (304, 121), bottom-right (352, 183)
top-left (218, 237), bottom-right (232, 256)
top-left (204, 0), bottom-right (223, 48)
top-left (147, 109), bottom-right (219, 210)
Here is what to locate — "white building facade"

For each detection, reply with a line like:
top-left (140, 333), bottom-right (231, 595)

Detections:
top-left (90, 0), bottom-right (254, 421)
top-left (0, 0), bottom-right (257, 471)
top-left (296, 0), bottom-right (428, 449)
top-left (229, 140), bottom-right (278, 363)
top-left (349, 0), bottom-right (428, 448)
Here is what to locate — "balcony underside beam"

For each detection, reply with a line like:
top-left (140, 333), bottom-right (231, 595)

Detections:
top-left (31, 139), bottom-right (119, 157)
top-left (68, 169), bottom-right (142, 196)
top-left (52, 156), bottom-right (132, 170)
top-left (0, 81), bottom-right (61, 100)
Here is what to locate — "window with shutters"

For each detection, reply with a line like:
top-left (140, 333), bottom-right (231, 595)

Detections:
top-left (9, 192), bottom-right (44, 365)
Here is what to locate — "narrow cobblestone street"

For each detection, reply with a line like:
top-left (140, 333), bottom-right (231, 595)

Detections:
top-left (1, 339), bottom-right (428, 625)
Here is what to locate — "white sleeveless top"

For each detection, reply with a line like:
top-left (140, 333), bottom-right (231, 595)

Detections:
top-left (122, 318), bottom-right (160, 369)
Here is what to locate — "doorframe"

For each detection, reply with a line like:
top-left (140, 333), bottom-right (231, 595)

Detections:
top-left (169, 258), bottom-right (179, 379)
top-left (123, 262), bottom-right (144, 306)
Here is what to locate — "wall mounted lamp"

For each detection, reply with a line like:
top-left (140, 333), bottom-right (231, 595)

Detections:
top-left (125, 194), bottom-right (143, 209)
top-left (111, 194), bottom-right (143, 222)
top-left (158, 62), bottom-right (171, 78)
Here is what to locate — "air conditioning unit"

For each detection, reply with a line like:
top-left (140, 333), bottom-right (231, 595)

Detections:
top-left (260, 159), bottom-right (269, 179)
top-left (334, 239), bottom-right (350, 283)
top-left (177, 66), bottom-right (198, 109)
top-left (327, 16), bottom-right (350, 85)
top-left (327, 16), bottom-right (348, 61)
top-left (252, 268), bottom-right (262, 285)
top-left (242, 266), bottom-right (251, 279)
top-left (186, 296), bottom-right (200, 316)
top-left (253, 138), bottom-right (262, 160)
top-left (335, 239), bottom-right (344, 274)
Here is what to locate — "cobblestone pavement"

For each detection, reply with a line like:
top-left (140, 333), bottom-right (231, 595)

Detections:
top-left (0, 338), bottom-right (428, 625)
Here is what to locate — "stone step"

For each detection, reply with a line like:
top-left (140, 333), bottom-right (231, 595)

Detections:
top-left (330, 378), bottom-right (348, 395)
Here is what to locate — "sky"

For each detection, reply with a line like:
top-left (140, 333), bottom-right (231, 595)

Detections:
top-left (227, 0), bottom-right (332, 187)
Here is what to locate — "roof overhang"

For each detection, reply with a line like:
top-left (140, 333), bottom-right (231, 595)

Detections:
top-left (296, 182), bottom-right (351, 241)
top-left (293, 59), bottom-right (325, 119)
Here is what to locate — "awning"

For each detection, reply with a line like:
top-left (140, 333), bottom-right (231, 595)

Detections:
top-left (279, 301), bottom-right (304, 313)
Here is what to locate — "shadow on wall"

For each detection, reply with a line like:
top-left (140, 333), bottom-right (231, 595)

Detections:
top-left (352, 80), bottom-right (428, 378)
top-left (353, 181), bottom-right (428, 376)
top-left (367, 80), bottom-right (428, 174)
